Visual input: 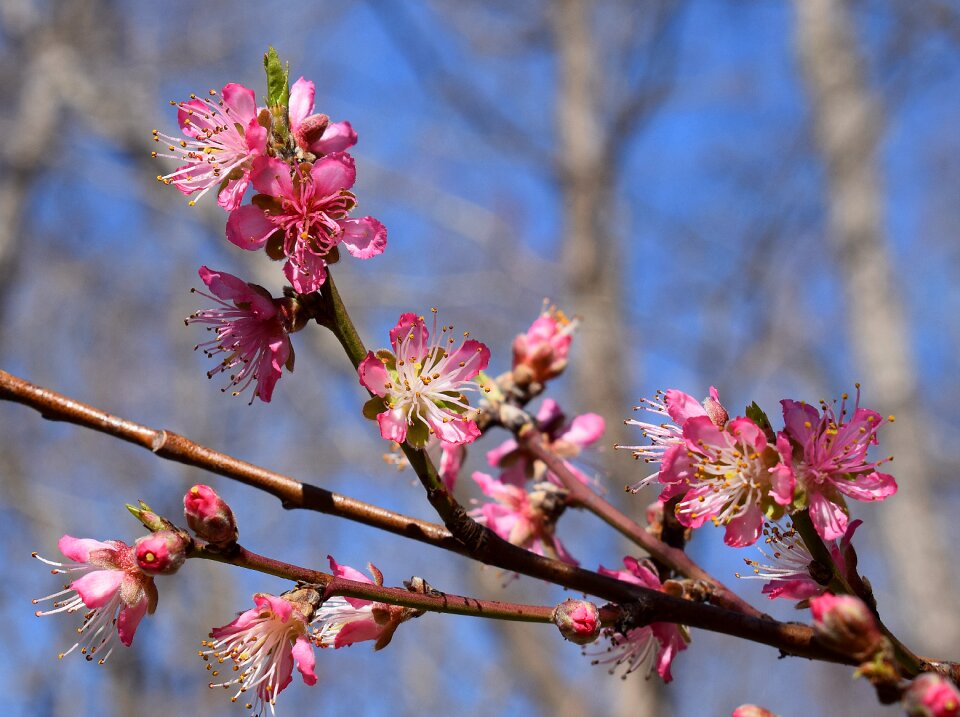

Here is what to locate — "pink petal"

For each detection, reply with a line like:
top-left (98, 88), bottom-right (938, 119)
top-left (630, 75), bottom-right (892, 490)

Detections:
top-left (486, 438), bottom-right (518, 468)
top-left (809, 491), bottom-right (848, 541)
top-left (251, 156), bottom-right (294, 197)
top-left (535, 398), bottom-right (563, 425)
top-left (339, 216), bottom-right (387, 259)
top-left (377, 408), bottom-right (408, 443)
top-left (334, 618), bottom-right (383, 648)
top-left (728, 417), bottom-right (766, 451)
top-left (439, 442), bottom-right (464, 491)
top-left (762, 579), bottom-right (823, 601)
top-left (442, 339), bottom-right (490, 383)
top-left (623, 556), bottom-right (662, 589)
top-left (310, 153), bottom-right (357, 195)
top-left (561, 413), bottom-right (605, 447)
top-left (284, 255), bottom-right (328, 294)
top-left (244, 118), bottom-right (268, 155)
top-left (431, 417), bottom-right (480, 445)
top-left (221, 83), bottom-right (258, 125)
top-left (198, 266), bottom-right (254, 304)
top-left (58, 535), bottom-right (114, 564)
top-left (226, 204), bottom-right (275, 250)
top-left (116, 597), bottom-right (149, 647)
top-left (664, 389), bottom-right (707, 425)
top-left (292, 635), bottom-right (317, 685)
top-left (723, 504), bottom-right (763, 547)
top-left (781, 399), bottom-right (820, 444)
top-left (390, 313), bottom-right (427, 356)
top-left (177, 99), bottom-right (210, 139)
top-left (288, 77), bottom-right (316, 130)
top-left (682, 415), bottom-right (728, 451)
top-left (832, 471), bottom-right (897, 501)
top-left (254, 335), bottom-right (289, 403)
top-left (358, 353), bottom-right (390, 396)
top-left (327, 555), bottom-right (374, 585)
top-left (310, 120), bottom-right (358, 155)
top-left (71, 570), bottom-right (124, 608)
top-left (217, 176), bottom-right (251, 211)
top-left (254, 593), bottom-right (294, 622)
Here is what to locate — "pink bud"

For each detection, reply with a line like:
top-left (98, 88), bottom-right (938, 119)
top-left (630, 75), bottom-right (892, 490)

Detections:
top-left (703, 386), bottom-right (728, 428)
top-left (903, 674), bottom-right (960, 717)
top-left (135, 530), bottom-right (189, 575)
top-left (732, 706), bottom-right (780, 717)
top-left (512, 307), bottom-right (576, 385)
top-left (552, 598), bottom-right (601, 645)
top-left (809, 594), bottom-right (883, 660)
top-left (294, 112), bottom-right (330, 152)
top-left (184, 484), bottom-right (238, 547)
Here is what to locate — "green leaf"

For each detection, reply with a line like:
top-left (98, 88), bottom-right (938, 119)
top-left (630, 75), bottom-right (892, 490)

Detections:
top-left (263, 46), bottom-right (290, 109)
top-left (745, 401), bottom-right (775, 442)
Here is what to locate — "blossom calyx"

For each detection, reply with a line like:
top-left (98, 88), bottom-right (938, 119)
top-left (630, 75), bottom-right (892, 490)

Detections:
top-left (553, 598), bottom-right (601, 645)
top-left (135, 530), bottom-right (191, 575)
top-left (184, 484), bottom-right (238, 548)
top-left (903, 674), bottom-right (960, 717)
top-left (809, 593), bottom-right (883, 661)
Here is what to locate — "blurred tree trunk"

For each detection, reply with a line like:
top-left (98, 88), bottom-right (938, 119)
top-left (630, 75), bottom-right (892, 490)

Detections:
top-left (794, 0), bottom-right (959, 655)
top-left (551, 2), bottom-right (662, 715)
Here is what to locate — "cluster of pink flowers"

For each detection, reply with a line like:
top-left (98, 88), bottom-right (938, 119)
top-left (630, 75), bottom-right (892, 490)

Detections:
top-left (203, 556), bottom-right (416, 715)
top-left (619, 386), bottom-right (897, 546)
top-left (156, 73), bottom-right (387, 403)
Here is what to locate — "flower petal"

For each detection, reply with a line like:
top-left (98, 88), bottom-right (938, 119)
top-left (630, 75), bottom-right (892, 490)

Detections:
top-left (71, 569), bottom-right (124, 608)
top-left (288, 77), bottom-right (316, 130)
top-left (116, 597), bottom-right (149, 647)
top-left (292, 635), bottom-right (318, 685)
top-left (339, 216), bottom-right (387, 259)
top-left (226, 204), bottom-right (275, 250)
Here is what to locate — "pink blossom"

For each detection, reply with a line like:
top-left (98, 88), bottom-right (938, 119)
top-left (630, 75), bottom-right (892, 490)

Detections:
top-left (314, 556), bottom-right (418, 651)
top-left (781, 389), bottom-right (897, 540)
top-left (203, 592), bottom-right (318, 715)
top-left (732, 706), bottom-right (780, 717)
top-left (589, 556), bottom-right (688, 682)
top-left (186, 266), bottom-right (295, 403)
top-left (470, 472), bottom-right (576, 564)
top-left (617, 387), bottom-right (727, 493)
top-left (672, 416), bottom-right (792, 547)
top-left (226, 154), bottom-right (386, 294)
top-left (511, 304), bottom-right (576, 384)
top-left (153, 83), bottom-right (267, 210)
top-left (358, 311), bottom-right (490, 448)
top-left (438, 439), bottom-right (466, 491)
top-left (33, 535), bottom-right (158, 662)
top-left (737, 520), bottom-right (862, 602)
top-left (903, 674), bottom-right (960, 717)
top-left (288, 77), bottom-right (358, 156)
top-left (487, 398), bottom-right (604, 487)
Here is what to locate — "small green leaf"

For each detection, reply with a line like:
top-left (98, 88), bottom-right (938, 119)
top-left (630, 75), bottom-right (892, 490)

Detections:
top-left (263, 46), bottom-right (290, 109)
top-left (745, 401), bottom-right (775, 442)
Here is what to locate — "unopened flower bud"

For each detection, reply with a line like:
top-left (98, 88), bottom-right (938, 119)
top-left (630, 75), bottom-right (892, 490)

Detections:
top-left (184, 484), bottom-right (238, 547)
top-left (135, 530), bottom-right (190, 575)
top-left (903, 674), bottom-right (960, 717)
top-left (511, 306), bottom-right (576, 385)
top-left (809, 594), bottom-right (883, 660)
top-left (732, 706), bottom-right (780, 717)
top-left (703, 386), bottom-right (728, 428)
top-left (553, 598), bottom-right (601, 645)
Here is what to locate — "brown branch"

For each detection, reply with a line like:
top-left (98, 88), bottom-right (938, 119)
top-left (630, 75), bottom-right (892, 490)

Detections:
top-left (0, 368), bottom-right (463, 555)
top-left (6, 365), bottom-right (951, 670)
top-left (193, 542), bottom-right (560, 624)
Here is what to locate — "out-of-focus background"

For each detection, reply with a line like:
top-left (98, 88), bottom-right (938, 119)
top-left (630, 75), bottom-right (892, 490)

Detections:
top-left (2, 1), bottom-right (958, 715)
